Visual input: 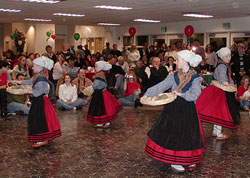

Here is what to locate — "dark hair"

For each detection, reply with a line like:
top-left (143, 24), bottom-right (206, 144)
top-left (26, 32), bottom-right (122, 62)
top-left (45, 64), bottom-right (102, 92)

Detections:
top-left (0, 60), bottom-right (9, 69)
top-left (28, 53), bottom-right (34, 58)
top-left (168, 56), bottom-right (174, 61)
top-left (45, 45), bottom-right (52, 51)
top-left (18, 56), bottom-right (27, 71)
top-left (16, 73), bottom-right (24, 79)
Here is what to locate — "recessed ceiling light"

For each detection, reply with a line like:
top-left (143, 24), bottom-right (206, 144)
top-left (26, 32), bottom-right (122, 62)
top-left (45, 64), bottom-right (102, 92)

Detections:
top-left (0, 8), bottom-right (21, 12)
top-left (53, 13), bottom-right (85, 17)
top-left (133, 19), bottom-right (161, 23)
top-left (97, 23), bottom-right (120, 26)
top-left (183, 13), bottom-right (213, 18)
top-left (94, 5), bottom-right (132, 10)
top-left (21, 0), bottom-right (60, 4)
top-left (24, 18), bottom-right (52, 22)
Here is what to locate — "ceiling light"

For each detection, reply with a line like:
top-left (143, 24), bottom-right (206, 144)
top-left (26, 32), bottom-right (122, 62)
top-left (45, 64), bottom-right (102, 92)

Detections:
top-left (53, 13), bottom-right (85, 17)
top-left (94, 5), bottom-right (132, 10)
top-left (21, 0), bottom-right (60, 4)
top-left (24, 18), bottom-right (52, 22)
top-left (0, 8), bottom-right (21, 12)
top-left (183, 13), bottom-right (213, 18)
top-left (97, 23), bottom-right (120, 26)
top-left (133, 19), bottom-right (161, 23)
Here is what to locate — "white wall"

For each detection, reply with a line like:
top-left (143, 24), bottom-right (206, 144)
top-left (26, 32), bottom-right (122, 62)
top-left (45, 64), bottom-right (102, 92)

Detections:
top-left (3, 23), bottom-right (13, 52)
top-left (0, 24), bottom-right (4, 53)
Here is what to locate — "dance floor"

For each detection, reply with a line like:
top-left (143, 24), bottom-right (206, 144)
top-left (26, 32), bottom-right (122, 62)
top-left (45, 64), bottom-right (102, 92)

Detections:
top-left (0, 106), bottom-right (249, 177)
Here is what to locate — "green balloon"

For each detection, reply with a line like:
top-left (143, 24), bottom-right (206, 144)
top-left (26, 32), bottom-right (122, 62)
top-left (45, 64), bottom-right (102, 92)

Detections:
top-left (10, 34), bottom-right (15, 40)
top-left (74, 33), bottom-right (80, 41)
top-left (46, 31), bottom-right (51, 37)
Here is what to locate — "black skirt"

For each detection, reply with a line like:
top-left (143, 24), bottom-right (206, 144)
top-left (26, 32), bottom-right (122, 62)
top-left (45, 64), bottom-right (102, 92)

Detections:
top-left (145, 97), bottom-right (204, 165)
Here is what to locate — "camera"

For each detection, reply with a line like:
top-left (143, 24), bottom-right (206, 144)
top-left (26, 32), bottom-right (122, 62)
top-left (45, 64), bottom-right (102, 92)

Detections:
top-left (126, 75), bottom-right (133, 79)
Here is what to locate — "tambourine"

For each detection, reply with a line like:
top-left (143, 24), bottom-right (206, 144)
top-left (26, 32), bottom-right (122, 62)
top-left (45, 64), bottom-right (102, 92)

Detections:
top-left (7, 85), bottom-right (33, 95)
top-left (140, 92), bottom-right (177, 106)
top-left (211, 80), bottom-right (237, 92)
top-left (82, 86), bottom-right (94, 96)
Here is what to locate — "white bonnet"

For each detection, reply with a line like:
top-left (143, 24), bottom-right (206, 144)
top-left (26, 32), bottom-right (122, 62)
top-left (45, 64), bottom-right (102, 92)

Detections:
top-left (33, 56), bottom-right (54, 70)
top-left (177, 50), bottom-right (202, 67)
top-left (95, 61), bottom-right (112, 72)
top-left (216, 47), bottom-right (231, 59)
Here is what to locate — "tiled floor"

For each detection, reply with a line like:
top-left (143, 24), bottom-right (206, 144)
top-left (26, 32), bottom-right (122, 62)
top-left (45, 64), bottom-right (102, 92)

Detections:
top-left (0, 106), bottom-right (249, 178)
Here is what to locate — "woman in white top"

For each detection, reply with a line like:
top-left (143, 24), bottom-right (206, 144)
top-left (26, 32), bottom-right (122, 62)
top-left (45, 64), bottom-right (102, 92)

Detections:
top-left (128, 45), bottom-right (140, 66)
top-left (53, 54), bottom-right (64, 86)
top-left (12, 56), bottom-right (30, 80)
top-left (205, 44), bottom-right (218, 72)
top-left (57, 74), bottom-right (84, 110)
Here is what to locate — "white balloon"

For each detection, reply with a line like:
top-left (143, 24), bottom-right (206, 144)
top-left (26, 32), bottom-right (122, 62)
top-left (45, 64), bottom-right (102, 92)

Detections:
top-left (83, 27), bottom-right (92, 38)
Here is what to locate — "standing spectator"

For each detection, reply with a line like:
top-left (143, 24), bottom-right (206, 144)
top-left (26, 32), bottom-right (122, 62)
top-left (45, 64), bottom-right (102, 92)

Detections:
top-left (205, 44), bottom-right (218, 72)
top-left (12, 56), bottom-right (30, 80)
top-left (102, 42), bottom-right (111, 60)
top-left (231, 43), bottom-right (250, 86)
top-left (57, 74), bottom-right (85, 110)
top-left (53, 54), bottom-right (65, 86)
top-left (69, 45), bottom-right (75, 56)
top-left (110, 44), bottom-right (121, 57)
top-left (128, 45), bottom-right (140, 66)
top-left (84, 45), bottom-right (91, 57)
top-left (139, 44), bottom-right (149, 59)
top-left (46, 45), bottom-right (57, 64)
top-left (121, 45), bottom-right (129, 56)
top-left (61, 43), bottom-right (72, 62)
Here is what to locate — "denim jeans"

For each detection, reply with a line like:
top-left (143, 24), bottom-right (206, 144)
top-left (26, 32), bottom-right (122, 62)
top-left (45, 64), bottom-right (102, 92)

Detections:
top-left (7, 102), bottom-right (30, 115)
top-left (115, 75), bottom-right (125, 96)
top-left (240, 100), bottom-right (249, 109)
top-left (118, 90), bottom-right (139, 107)
top-left (57, 98), bottom-right (87, 110)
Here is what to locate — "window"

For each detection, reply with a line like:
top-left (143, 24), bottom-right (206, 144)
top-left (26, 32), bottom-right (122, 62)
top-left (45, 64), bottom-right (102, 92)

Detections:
top-left (170, 39), bottom-right (183, 46)
top-left (190, 33), bottom-right (204, 46)
top-left (210, 38), bottom-right (227, 52)
top-left (136, 36), bottom-right (149, 46)
top-left (123, 36), bottom-right (134, 46)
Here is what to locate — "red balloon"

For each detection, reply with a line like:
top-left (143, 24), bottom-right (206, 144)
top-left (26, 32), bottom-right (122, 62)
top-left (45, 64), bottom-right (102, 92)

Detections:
top-left (184, 25), bottom-right (194, 38)
top-left (51, 34), bottom-right (56, 40)
top-left (129, 27), bottom-right (136, 36)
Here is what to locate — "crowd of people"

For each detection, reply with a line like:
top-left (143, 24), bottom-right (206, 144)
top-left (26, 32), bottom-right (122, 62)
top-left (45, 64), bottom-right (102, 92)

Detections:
top-left (0, 40), bottom-right (249, 172)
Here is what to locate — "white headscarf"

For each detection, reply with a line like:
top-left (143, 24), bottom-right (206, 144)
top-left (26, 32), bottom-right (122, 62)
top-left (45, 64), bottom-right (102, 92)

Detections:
top-left (33, 56), bottom-right (54, 70)
top-left (95, 61), bottom-right (112, 72)
top-left (177, 50), bottom-right (202, 67)
top-left (216, 47), bottom-right (231, 59)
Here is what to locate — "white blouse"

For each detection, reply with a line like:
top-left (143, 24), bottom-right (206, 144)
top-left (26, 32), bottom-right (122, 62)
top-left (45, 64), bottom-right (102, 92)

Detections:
top-left (59, 83), bottom-right (78, 102)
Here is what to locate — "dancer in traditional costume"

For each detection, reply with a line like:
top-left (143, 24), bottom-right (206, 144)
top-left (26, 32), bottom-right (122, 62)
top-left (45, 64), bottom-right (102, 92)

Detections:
top-left (87, 61), bottom-right (123, 128)
top-left (15, 56), bottom-right (61, 148)
top-left (196, 47), bottom-right (240, 140)
top-left (142, 50), bottom-right (204, 172)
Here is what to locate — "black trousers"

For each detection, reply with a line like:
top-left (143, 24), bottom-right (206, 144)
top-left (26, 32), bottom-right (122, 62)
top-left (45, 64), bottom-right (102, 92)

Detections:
top-left (0, 88), bottom-right (7, 116)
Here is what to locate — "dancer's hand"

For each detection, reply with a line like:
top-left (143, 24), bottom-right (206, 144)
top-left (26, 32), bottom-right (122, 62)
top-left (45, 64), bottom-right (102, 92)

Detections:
top-left (173, 90), bottom-right (181, 96)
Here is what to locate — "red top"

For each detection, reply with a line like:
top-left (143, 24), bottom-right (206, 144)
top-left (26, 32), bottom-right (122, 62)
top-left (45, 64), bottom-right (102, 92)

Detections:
top-left (0, 73), bottom-right (7, 86)
top-left (237, 85), bottom-right (247, 101)
top-left (124, 81), bottom-right (141, 96)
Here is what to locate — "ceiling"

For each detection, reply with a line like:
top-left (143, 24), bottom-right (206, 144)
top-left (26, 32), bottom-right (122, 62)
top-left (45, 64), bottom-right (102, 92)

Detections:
top-left (0, 0), bottom-right (250, 26)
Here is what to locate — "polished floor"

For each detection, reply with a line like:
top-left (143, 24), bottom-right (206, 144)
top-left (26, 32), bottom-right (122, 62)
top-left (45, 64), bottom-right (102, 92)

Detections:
top-left (0, 106), bottom-right (249, 178)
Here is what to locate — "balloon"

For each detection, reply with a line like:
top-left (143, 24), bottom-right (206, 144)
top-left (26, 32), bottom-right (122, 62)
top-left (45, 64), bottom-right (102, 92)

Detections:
top-left (184, 25), bottom-right (194, 38)
top-left (129, 27), bottom-right (136, 36)
top-left (17, 40), bottom-right (22, 46)
top-left (10, 34), bottom-right (15, 40)
top-left (74, 33), bottom-right (80, 40)
top-left (83, 27), bottom-right (91, 38)
top-left (51, 34), bottom-right (56, 40)
top-left (46, 31), bottom-right (51, 37)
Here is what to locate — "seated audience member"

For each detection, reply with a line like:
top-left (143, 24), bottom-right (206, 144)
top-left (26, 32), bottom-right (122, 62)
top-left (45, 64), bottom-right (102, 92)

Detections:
top-left (133, 60), bottom-right (148, 95)
top-left (116, 56), bottom-right (129, 73)
top-left (110, 44), bottom-right (122, 57)
top-left (7, 73), bottom-right (30, 115)
top-left (141, 55), bottom-right (149, 67)
top-left (85, 55), bottom-right (95, 68)
top-left (165, 56), bottom-right (176, 73)
top-left (64, 58), bottom-right (79, 79)
top-left (57, 74), bottom-right (85, 110)
top-left (61, 43), bottom-right (72, 62)
top-left (237, 75), bottom-right (250, 111)
top-left (199, 59), bottom-right (209, 72)
top-left (118, 71), bottom-right (142, 108)
top-left (46, 45), bottom-right (57, 64)
top-left (72, 69), bottom-right (92, 105)
top-left (26, 53), bottom-right (34, 77)
top-left (53, 54), bottom-right (65, 87)
top-left (147, 57), bottom-right (169, 89)
top-left (74, 52), bottom-right (85, 69)
top-left (128, 45), bottom-right (141, 66)
top-left (108, 57), bottom-right (126, 95)
top-left (0, 60), bottom-right (9, 118)
top-left (12, 56), bottom-right (30, 80)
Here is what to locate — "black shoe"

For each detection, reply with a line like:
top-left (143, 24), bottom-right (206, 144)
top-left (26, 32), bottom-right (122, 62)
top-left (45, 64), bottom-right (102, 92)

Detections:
top-left (15, 110), bottom-right (24, 116)
top-left (76, 106), bottom-right (82, 110)
top-left (134, 98), bottom-right (143, 108)
top-left (1, 112), bottom-right (9, 118)
top-left (59, 107), bottom-right (66, 111)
